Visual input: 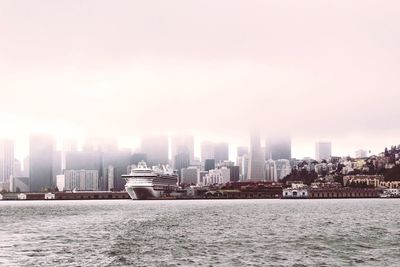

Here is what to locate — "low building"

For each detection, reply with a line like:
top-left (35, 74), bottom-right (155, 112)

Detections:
top-left (45, 193), bottom-right (55, 200)
top-left (308, 188), bottom-right (380, 198)
top-left (343, 175), bottom-right (384, 187)
top-left (9, 176), bottom-right (30, 192)
top-left (379, 181), bottom-right (400, 189)
top-left (282, 188), bottom-right (308, 198)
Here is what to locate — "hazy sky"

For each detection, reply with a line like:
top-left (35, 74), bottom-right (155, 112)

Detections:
top-left (1, 0), bottom-right (399, 160)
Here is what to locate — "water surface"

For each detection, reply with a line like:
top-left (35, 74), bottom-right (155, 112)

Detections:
top-left (0, 199), bottom-right (399, 266)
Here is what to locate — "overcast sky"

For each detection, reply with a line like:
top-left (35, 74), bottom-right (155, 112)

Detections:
top-left (1, 0), bottom-right (399, 160)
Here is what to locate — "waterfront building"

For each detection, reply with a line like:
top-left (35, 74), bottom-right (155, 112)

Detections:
top-left (0, 139), bottom-right (14, 183)
top-left (315, 141), bottom-right (332, 161)
top-left (29, 135), bottom-right (55, 192)
top-left (57, 170), bottom-right (99, 191)
top-left (214, 142), bottom-right (229, 164)
top-left (140, 135), bottom-right (169, 166)
top-left (265, 135), bottom-right (291, 160)
top-left (181, 166), bottom-right (200, 185)
top-left (247, 133), bottom-right (265, 181)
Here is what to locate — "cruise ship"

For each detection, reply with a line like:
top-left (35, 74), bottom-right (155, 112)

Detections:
top-left (123, 161), bottom-right (179, 200)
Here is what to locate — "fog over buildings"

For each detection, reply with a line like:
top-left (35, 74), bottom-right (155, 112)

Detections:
top-left (1, 0), bottom-right (400, 160)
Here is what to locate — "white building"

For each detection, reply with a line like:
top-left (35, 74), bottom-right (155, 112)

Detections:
top-left (203, 167), bottom-right (230, 185)
top-left (45, 193), bottom-right (55, 200)
top-left (283, 183), bottom-right (308, 198)
top-left (315, 142), bottom-right (332, 161)
top-left (57, 170), bottom-right (99, 191)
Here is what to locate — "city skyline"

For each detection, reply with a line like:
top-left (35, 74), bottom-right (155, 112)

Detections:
top-left (0, 133), bottom-right (390, 163)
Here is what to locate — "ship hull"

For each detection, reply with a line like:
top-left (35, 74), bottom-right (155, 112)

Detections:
top-left (126, 186), bottom-right (160, 200)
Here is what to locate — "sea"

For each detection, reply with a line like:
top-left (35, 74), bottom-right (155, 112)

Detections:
top-left (0, 199), bottom-right (399, 266)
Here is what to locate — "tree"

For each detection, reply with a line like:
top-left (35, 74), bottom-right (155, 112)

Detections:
top-left (15, 187), bottom-right (21, 193)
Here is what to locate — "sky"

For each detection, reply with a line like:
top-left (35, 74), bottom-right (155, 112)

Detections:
top-left (0, 0), bottom-right (400, 160)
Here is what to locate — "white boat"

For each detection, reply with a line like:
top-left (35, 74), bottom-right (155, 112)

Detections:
top-left (122, 161), bottom-right (178, 200)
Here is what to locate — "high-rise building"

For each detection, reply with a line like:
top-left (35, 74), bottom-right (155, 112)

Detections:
top-left (237, 154), bottom-right (249, 181)
top-left (237, 146), bottom-right (248, 157)
top-left (315, 142), bottom-right (332, 161)
top-left (0, 139), bottom-right (14, 183)
top-left (247, 133), bottom-right (265, 181)
top-left (13, 159), bottom-right (22, 177)
top-left (276, 159), bottom-right (292, 180)
top-left (102, 151), bottom-right (132, 191)
top-left (265, 159), bottom-right (277, 182)
top-left (265, 135), bottom-right (291, 160)
top-left (52, 151), bottom-right (62, 188)
top-left (181, 166), bottom-right (199, 185)
top-left (22, 156), bottom-right (30, 177)
top-left (140, 135), bottom-right (169, 166)
top-left (204, 159), bottom-right (215, 172)
top-left (227, 165), bottom-right (240, 182)
top-left (171, 135), bottom-right (194, 165)
top-left (214, 142), bottom-right (229, 164)
top-left (201, 141), bottom-right (215, 163)
top-left (57, 170), bottom-right (99, 191)
top-left (29, 135), bottom-right (55, 192)
top-left (174, 153), bottom-right (190, 182)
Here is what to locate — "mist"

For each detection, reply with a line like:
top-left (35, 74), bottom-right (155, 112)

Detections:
top-left (1, 0), bottom-right (400, 158)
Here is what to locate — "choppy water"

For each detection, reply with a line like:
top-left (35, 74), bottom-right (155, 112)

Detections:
top-left (0, 199), bottom-right (399, 266)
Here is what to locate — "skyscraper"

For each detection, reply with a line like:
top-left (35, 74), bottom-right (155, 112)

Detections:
top-left (174, 153), bottom-right (190, 183)
top-left (171, 135), bottom-right (194, 165)
top-left (201, 141), bottom-right (215, 163)
top-left (315, 142), bottom-right (332, 161)
top-left (265, 135), bottom-right (291, 160)
top-left (0, 139), bottom-right (14, 183)
top-left (29, 135), bottom-right (55, 192)
top-left (140, 135), bottom-right (169, 166)
top-left (237, 146), bottom-right (248, 157)
top-left (214, 142), bottom-right (229, 164)
top-left (265, 159), bottom-right (277, 182)
top-left (247, 133), bottom-right (265, 181)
